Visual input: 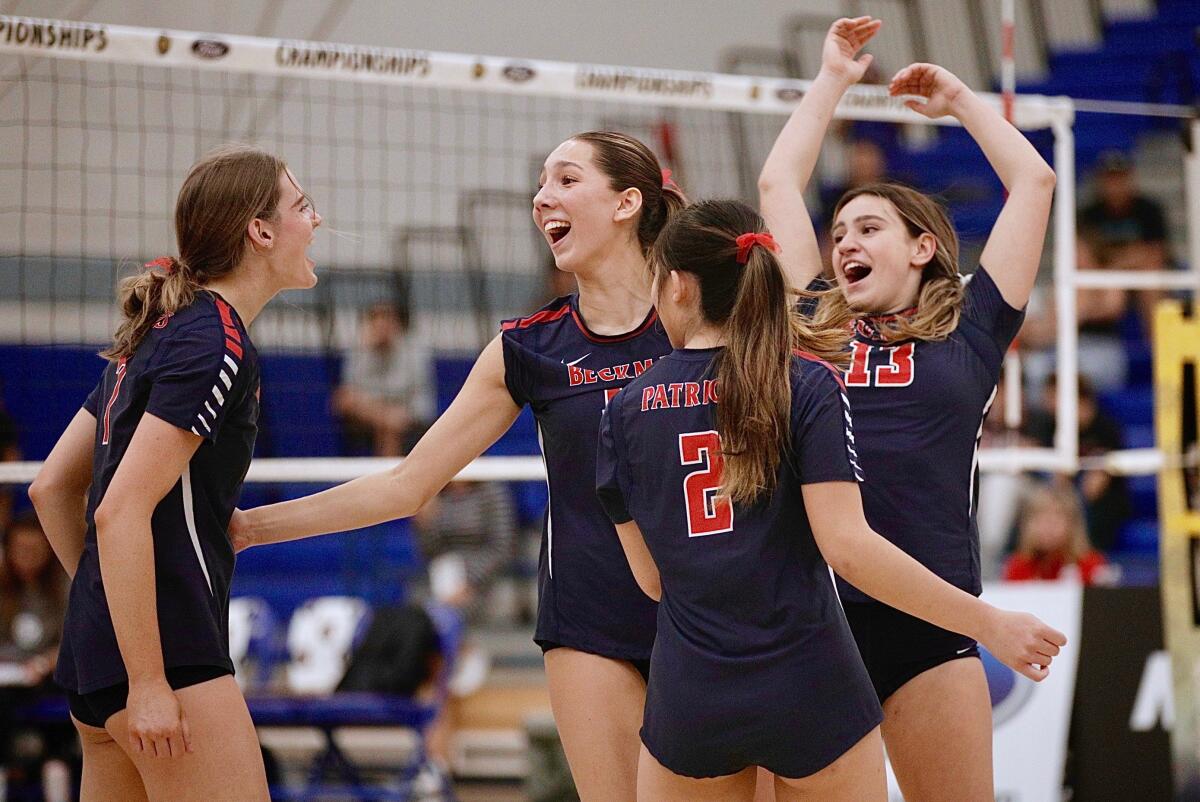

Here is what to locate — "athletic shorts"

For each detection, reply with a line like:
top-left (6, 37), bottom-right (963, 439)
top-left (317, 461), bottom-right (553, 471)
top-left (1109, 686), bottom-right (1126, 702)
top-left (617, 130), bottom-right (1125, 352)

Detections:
top-left (842, 599), bottom-right (979, 704)
top-left (67, 664), bottom-right (232, 729)
top-left (538, 640), bottom-right (651, 684)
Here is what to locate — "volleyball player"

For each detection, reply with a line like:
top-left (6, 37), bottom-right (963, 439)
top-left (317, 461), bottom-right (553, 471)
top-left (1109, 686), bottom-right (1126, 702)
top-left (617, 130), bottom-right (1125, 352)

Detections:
top-left (596, 199), bottom-right (1064, 802)
top-left (759, 17), bottom-right (1060, 800)
top-left (27, 146), bottom-right (321, 801)
top-left (231, 132), bottom-right (685, 800)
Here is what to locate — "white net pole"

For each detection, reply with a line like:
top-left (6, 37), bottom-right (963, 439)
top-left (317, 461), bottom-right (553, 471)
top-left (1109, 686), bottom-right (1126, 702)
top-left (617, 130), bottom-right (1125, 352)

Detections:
top-left (1050, 115), bottom-right (1079, 476)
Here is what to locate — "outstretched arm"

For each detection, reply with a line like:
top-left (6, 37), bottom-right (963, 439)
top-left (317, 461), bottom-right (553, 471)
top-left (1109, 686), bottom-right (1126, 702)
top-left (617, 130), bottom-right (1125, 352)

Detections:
top-left (759, 16), bottom-right (881, 291)
top-left (890, 63), bottom-right (1056, 308)
top-left (805, 481), bottom-right (1067, 681)
top-left (234, 335), bottom-right (521, 548)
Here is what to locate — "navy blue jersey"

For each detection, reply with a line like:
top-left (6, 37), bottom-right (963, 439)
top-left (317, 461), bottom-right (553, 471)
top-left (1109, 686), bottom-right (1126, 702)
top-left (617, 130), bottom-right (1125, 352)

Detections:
top-left (501, 294), bottom-right (668, 661)
top-left (596, 348), bottom-right (881, 778)
top-left (837, 266), bottom-right (1024, 602)
top-left (56, 291), bottom-right (259, 694)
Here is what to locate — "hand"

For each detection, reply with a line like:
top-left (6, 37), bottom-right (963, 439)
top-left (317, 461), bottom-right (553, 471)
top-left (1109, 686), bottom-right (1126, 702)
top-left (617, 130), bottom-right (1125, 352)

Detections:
top-left (889, 62), bottom-right (969, 119)
top-left (126, 677), bottom-right (193, 758)
top-left (228, 508), bottom-right (254, 553)
top-left (978, 608), bottom-right (1067, 682)
top-left (821, 16), bottom-right (881, 84)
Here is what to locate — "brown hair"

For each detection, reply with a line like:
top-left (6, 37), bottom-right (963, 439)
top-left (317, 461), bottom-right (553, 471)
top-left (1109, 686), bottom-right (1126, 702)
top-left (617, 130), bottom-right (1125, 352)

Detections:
top-left (1015, 483), bottom-right (1093, 563)
top-left (0, 512), bottom-right (64, 636)
top-left (814, 182), bottom-right (964, 342)
top-left (102, 145), bottom-right (288, 361)
top-left (571, 131), bottom-right (687, 254)
top-left (652, 199), bottom-right (850, 505)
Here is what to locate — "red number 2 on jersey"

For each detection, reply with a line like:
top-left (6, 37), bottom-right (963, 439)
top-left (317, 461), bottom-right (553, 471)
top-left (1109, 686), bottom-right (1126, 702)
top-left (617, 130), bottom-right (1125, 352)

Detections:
top-left (844, 341), bottom-right (915, 388)
top-left (678, 430), bottom-right (734, 537)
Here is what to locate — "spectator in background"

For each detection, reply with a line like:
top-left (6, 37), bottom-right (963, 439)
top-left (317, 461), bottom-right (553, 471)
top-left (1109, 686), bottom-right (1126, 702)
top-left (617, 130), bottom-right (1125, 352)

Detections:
top-left (0, 388), bottom-right (21, 535)
top-left (333, 302), bottom-right (435, 457)
top-left (1079, 150), bottom-right (1170, 330)
top-left (0, 513), bottom-right (71, 802)
top-left (1020, 234), bottom-right (1131, 399)
top-left (412, 481), bottom-right (517, 766)
top-left (0, 513), bottom-right (65, 683)
top-left (413, 481), bottom-right (517, 629)
top-left (1024, 374), bottom-right (1132, 553)
top-left (1004, 483), bottom-right (1115, 585)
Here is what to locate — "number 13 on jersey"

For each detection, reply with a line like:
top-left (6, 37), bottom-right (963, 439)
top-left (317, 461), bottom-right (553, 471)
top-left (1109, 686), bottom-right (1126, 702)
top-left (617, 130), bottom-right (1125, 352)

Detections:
top-left (678, 430), bottom-right (734, 537)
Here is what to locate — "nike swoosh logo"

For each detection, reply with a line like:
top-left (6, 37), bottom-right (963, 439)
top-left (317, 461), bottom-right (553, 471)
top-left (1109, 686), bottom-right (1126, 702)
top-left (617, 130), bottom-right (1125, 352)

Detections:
top-left (956, 646), bottom-right (974, 655)
top-left (565, 353), bottom-right (591, 367)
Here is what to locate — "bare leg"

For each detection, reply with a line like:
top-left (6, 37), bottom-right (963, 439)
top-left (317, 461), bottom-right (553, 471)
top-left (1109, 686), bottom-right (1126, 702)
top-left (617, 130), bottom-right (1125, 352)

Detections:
top-left (754, 767), bottom-right (778, 802)
top-left (544, 647), bottom-right (645, 802)
top-left (73, 716), bottom-right (147, 802)
top-left (637, 744), bottom-right (756, 802)
top-left (881, 658), bottom-right (994, 802)
top-left (104, 675), bottom-right (270, 802)
top-left (774, 726), bottom-right (886, 801)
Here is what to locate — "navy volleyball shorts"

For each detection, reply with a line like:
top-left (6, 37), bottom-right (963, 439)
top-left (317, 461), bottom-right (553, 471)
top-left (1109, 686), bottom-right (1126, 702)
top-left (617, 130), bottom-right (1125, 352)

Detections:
top-left (842, 599), bottom-right (980, 704)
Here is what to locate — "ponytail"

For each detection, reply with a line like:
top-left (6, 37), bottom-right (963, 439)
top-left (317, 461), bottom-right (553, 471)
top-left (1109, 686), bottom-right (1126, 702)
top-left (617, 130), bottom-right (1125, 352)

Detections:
top-left (716, 241), bottom-right (792, 504)
top-left (652, 199), bottom-right (852, 506)
top-left (101, 257), bottom-right (200, 361)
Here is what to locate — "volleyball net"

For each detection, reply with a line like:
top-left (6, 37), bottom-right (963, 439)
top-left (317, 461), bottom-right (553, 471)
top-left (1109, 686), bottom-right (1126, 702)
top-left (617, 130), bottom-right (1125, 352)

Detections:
top-left (0, 12), bottom-right (1117, 488)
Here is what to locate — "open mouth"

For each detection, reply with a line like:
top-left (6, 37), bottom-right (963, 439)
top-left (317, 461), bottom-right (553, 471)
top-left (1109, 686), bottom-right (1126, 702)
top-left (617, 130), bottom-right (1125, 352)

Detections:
top-left (843, 262), bottom-right (872, 285)
top-left (544, 220), bottom-right (571, 246)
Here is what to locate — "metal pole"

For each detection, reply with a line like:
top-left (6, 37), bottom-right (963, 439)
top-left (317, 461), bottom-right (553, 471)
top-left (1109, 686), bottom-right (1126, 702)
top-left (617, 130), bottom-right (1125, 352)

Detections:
top-left (1052, 115), bottom-right (1079, 473)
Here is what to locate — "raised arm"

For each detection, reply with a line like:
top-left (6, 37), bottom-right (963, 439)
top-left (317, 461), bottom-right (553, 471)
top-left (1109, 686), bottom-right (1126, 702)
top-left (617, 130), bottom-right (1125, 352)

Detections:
top-left (890, 63), bottom-right (1056, 308)
top-left (28, 408), bottom-right (95, 578)
top-left (234, 334), bottom-right (521, 548)
top-left (804, 481), bottom-right (1066, 681)
top-left (759, 16), bottom-right (881, 291)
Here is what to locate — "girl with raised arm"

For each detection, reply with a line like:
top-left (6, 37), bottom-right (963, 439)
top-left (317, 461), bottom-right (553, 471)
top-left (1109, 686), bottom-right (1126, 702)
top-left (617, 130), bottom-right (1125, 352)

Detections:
top-left (760, 16), bottom-right (1059, 801)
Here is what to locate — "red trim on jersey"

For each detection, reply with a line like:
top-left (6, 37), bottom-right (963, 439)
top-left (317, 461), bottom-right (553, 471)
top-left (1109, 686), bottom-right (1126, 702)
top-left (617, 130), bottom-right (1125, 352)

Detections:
top-left (215, 297), bottom-right (235, 327)
top-left (101, 357), bottom-right (128, 446)
top-left (225, 338), bottom-right (244, 359)
top-left (222, 324), bottom-right (241, 344)
top-left (501, 305), bottom-right (573, 332)
top-left (793, 349), bottom-right (846, 390)
top-left (570, 307), bottom-right (659, 344)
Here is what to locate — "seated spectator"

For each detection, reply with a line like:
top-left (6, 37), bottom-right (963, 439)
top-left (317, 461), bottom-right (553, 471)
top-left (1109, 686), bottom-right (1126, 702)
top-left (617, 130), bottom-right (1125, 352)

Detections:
top-left (1020, 234), bottom-right (1130, 399)
top-left (0, 513), bottom-right (71, 802)
top-left (333, 302), bottom-right (435, 456)
top-left (1004, 483), bottom-right (1115, 585)
top-left (411, 481), bottom-right (517, 766)
top-left (412, 481), bottom-right (517, 628)
top-left (1079, 150), bottom-right (1171, 331)
top-left (0, 513), bottom-right (65, 682)
top-left (1024, 375), bottom-right (1132, 553)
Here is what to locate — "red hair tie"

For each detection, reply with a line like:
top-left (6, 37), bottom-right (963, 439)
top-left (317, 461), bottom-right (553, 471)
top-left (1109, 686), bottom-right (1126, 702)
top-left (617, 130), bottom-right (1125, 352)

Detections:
top-left (145, 256), bottom-right (175, 274)
top-left (734, 232), bottom-right (779, 264)
top-left (661, 168), bottom-right (675, 189)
